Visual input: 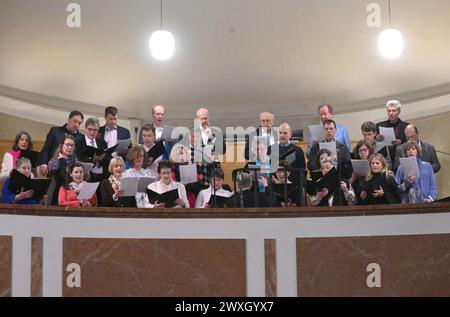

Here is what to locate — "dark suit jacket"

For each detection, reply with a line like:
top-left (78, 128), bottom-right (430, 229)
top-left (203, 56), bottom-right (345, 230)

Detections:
top-left (38, 124), bottom-right (84, 166)
top-left (75, 137), bottom-right (110, 182)
top-left (394, 141), bottom-right (441, 173)
top-left (376, 118), bottom-right (409, 162)
top-left (230, 189), bottom-right (270, 208)
top-left (99, 125), bottom-right (131, 143)
top-left (244, 127), bottom-right (279, 160)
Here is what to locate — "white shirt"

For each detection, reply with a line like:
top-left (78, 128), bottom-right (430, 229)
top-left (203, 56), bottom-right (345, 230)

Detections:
top-left (104, 126), bottom-right (118, 148)
top-left (146, 180), bottom-right (189, 208)
top-left (262, 128), bottom-right (276, 146)
top-left (195, 186), bottom-right (234, 208)
top-left (85, 135), bottom-right (97, 148)
top-left (85, 136), bottom-right (103, 174)
top-left (155, 127), bottom-right (164, 141)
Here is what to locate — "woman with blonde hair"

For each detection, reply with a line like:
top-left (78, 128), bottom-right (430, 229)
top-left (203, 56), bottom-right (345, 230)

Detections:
top-left (360, 153), bottom-right (400, 205)
top-left (99, 156), bottom-right (137, 207)
top-left (123, 145), bottom-right (150, 208)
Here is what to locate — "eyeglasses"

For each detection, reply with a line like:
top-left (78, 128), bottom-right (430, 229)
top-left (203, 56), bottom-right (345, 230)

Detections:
top-left (86, 128), bottom-right (99, 132)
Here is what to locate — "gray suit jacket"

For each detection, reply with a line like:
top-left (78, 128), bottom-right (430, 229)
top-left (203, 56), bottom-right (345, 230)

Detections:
top-left (394, 141), bottom-right (441, 173)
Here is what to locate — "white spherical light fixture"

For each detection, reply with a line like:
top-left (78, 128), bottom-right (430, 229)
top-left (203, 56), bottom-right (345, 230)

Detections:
top-left (150, 30), bottom-right (175, 61)
top-left (378, 28), bottom-right (404, 59)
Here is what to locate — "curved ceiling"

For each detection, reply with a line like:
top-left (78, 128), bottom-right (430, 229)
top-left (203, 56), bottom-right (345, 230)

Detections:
top-left (1, 0), bottom-right (450, 125)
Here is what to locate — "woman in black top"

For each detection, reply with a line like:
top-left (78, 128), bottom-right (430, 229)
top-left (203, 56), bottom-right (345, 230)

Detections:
top-left (360, 153), bottom-right (400, 205)
top-left (100, 157), bottom-right (137, 208)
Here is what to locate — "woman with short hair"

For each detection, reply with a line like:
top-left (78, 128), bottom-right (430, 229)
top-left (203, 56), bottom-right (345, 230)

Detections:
top-left (395, 141), bottom-right (437, 203)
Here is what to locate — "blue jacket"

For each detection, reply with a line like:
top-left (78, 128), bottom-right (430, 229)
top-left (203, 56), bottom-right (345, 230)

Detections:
top-left (395, 158), bottom-right (437, 203)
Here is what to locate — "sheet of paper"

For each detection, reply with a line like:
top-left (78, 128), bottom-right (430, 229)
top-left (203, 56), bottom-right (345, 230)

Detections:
top-left (137, 177), bottom-right (157, 192)
top-left (319, 142), bottom-right (337, 155)
top-left (119, 177), bottom-right (139, 197)
top-left (114, 138), bottom-right (131, 154)
top-left (379, 127), bottom-right (396, 145)
top-left (179, 164), bottom-right (198, 185)
top-left (399, 157), bottom-right (420, 179)
top-left (351, 159), bottom-right (370, 176)
top-left (309, 125), bottom-right (325, 142)
top-left (77, 182), bottom-right (100, 200)
top-left (78, 162), bottom-right (94, 175)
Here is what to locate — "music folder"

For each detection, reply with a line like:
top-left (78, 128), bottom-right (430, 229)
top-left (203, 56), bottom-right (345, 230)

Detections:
top-left (208, 195), bottom-right (230, 208)
top-left (315, 167), bottom-right (338, 194)
top-left (85, 144), bottom-right (117, 157)
top-left (146, 188), bottom-right (179, 208)
top-left (19, 150), bottom-right (40, 168)
top-left (208, 189), bottom-right (234, 208)
top-left (272, 184), bottom-right (297, 202)
top-left (147, 141), bottom-right (165, 160)
top-left (7, 169), bottom-right (51, 200)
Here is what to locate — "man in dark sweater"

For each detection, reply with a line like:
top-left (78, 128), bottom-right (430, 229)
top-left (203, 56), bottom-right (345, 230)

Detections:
top-left (376, 100), bottom-right (409, 163)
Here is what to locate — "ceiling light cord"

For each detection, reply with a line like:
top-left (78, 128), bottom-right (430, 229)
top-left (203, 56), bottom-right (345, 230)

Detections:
top-left (388, 0), bottom-right (392, 28)
top-left (160, 0), bottom-right (163, 31)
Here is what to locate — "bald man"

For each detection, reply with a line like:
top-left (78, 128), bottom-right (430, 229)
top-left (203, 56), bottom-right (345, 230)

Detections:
top-left (194, 107), bottom-right (226, 157)
top-left (272, 123), bottom-right (306, 202)
top-left (394, 124), bottom-right (440, 173)
top-left (244, 111), bottom-right (278, 160)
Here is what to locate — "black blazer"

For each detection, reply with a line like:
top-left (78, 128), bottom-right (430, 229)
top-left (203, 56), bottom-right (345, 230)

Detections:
top-left (38, 124), bottom-right (84, 166)
top-left (75, 137), bottom-right (110, 182)
top-left (99, 125), bottom-right (131, 143)
top-left (99, 179), bottom-right (137, 208)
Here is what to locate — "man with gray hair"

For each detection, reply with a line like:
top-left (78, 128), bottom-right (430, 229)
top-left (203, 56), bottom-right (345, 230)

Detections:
top-left (376, 100), bottom-right (410, 163)
top-left (244, 111), bottom-right (278, 160)
top-left (75, 117), bottom-right (110, 182)
top-left (194, 107), bottom-right (226, 155)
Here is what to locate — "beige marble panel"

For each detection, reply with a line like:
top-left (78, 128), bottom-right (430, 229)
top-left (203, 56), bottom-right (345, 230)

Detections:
top-left (63, 238), bottom-right (246, 297)
top-left (297, 234), bottom-right (450, 296)
top-left (0, 236), bottom-right (12, 297)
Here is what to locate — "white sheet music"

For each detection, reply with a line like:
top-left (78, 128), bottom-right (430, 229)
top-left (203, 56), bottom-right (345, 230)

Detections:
top-left (319, 142), bottom-right (337, 155)
top-left (399, 157), bottom-right (420, 179)
top-left (179, 164), bottom-right (198, 185)
top-left (77, 182), bottom-right (99, 200)
top-left (379, 127), bottom-right (396, 145)
top-left (114, 138), bottom-right (131, 154)
top-left (119, 177), bottom-right (139, 197)
top-left (309, 125), bottom-right (325, 142)
top-left (351, 159), bottom-right (370, 176)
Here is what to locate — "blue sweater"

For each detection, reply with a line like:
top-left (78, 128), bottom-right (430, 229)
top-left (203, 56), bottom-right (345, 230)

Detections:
top-left (1, 177), bottom-right (39, 205)
top-left (395, 158), bottom-right (438, 203)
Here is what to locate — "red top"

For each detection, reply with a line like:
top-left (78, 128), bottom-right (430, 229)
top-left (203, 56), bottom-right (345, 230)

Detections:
top-left (58, 186), bottom-right (97, 207)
